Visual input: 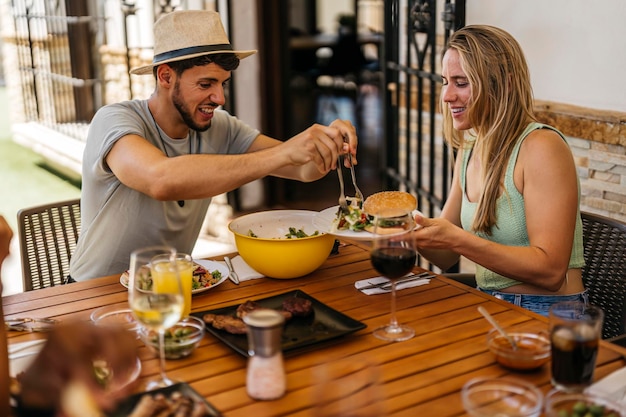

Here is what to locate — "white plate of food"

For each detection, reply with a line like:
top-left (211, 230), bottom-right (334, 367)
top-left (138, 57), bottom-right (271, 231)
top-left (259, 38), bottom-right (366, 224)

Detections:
top-left (314, 205), bottom-right (375, 241)
top-left (119, 259), bottom-right (229, 295)
top-left (314, 191), bottom-right (423, 241)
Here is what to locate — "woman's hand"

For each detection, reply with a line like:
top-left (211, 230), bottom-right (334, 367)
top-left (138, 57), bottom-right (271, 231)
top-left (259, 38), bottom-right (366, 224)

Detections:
top-left (413, 214), bottom-right (462, 250)
top-left (412, 214), bottom-right (464, 271)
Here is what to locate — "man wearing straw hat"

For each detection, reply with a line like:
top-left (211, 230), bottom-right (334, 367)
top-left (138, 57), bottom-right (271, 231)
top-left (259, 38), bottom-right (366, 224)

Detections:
top-left (69, 10), bottom-right (358, 282)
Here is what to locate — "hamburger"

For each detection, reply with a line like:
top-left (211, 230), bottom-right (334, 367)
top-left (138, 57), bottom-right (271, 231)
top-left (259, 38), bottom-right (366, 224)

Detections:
top-left (362, 191), bottom-right (417, 216)
top-left (362, 191), bottom-right (417, 234)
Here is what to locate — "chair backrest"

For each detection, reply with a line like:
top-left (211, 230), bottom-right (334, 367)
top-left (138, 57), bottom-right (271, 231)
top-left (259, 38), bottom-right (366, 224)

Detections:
top-left (581, 211), bottom-right (626, 339)
top-left (17, 199), bottom-right (81, 291)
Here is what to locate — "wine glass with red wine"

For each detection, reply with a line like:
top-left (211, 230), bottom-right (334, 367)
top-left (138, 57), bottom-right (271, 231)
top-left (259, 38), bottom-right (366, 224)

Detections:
top-left (370, 209), bottom-right (417, 342)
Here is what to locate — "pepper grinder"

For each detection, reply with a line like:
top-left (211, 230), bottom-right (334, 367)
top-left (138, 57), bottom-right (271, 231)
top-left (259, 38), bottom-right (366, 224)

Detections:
top-left (243, 308), bottom-right (286, 400)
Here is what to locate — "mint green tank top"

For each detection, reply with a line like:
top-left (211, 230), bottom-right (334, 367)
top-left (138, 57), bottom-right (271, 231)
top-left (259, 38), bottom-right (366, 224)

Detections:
top-left (460, 122), bottom-right (585, 290)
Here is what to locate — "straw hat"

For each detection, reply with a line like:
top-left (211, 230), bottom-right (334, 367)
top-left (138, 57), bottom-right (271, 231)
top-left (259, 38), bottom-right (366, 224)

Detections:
top-left (130, 10), bottom-right (257, 75)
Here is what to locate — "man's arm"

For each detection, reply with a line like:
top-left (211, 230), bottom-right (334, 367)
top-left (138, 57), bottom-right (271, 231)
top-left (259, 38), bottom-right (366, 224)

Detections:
top-left (107, 120), bottom-right (357, 202)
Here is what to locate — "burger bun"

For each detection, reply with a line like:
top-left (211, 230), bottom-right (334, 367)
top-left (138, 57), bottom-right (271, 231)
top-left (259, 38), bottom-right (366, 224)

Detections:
top-left (362, 191), bottom-right (417, 234)
top-left (362, 191), bottom-right (416, 216)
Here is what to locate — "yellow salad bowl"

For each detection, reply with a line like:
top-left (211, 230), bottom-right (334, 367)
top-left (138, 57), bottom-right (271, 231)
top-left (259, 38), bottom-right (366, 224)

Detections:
top-left (228, 210), bottom-right (335, 279)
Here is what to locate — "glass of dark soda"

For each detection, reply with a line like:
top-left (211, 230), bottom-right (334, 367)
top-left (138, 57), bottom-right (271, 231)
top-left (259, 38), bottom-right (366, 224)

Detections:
top-left (549, 301), bottom-right (604, 392)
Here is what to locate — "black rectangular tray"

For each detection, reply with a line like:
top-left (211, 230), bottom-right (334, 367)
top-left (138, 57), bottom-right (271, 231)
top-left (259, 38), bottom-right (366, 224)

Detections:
top-left (106, 383), bottom-right (222, 417)
top-left (193, 290), bottom-right (366, 356)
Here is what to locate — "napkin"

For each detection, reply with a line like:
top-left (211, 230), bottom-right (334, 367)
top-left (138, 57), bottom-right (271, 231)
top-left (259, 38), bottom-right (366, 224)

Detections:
top-left (585, 366), bottom-right (626, 405)
top-left (8, 340), bottom-right (45, 372)
top-left (230, 255), bottom-right (264, 281)
top-left (355, 275), bottom-right (431, 295)
top-left (8, 339), bottom-right (46, 357)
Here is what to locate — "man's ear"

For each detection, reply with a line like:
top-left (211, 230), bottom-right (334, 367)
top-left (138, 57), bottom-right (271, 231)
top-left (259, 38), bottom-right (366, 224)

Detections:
top-left (157, 65), bottom-right (172, 85)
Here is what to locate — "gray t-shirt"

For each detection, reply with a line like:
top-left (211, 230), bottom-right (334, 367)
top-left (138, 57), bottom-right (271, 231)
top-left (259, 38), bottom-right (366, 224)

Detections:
top-left (70, 100), bottom-right (259, 281)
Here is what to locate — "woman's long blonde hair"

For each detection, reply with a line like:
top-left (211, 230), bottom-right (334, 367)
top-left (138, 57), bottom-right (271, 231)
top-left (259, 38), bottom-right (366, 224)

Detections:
top-left (441, 25), bottom-right (537, 235)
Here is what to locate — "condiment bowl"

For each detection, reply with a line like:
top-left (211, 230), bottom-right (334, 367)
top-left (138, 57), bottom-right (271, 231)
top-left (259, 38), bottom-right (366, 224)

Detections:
top-left (90, 305), bottom-right (141, 335)
top-left (544, 390), bottom-right (625, 417)
top-left (462, 376), bottom-right (544, 417)
top-left (487, 329), bottom-right (551, 371)
top-left (139, 316), bottom-right (205, 359)
top-left (228, 210), bottom-right (335, 279)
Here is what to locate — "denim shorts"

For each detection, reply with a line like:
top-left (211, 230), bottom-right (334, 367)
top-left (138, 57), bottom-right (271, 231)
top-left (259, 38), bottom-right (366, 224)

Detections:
top-left (478, 288), bottom-right (589, 317)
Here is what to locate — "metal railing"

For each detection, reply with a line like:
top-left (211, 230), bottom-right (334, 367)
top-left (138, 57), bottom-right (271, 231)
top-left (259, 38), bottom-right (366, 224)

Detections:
top-left (8, 0), bottom-right (102, 140)
top-left (5, 0), bottom-right (192, 142)
top-left (383, 0), bottom-right (465, 271)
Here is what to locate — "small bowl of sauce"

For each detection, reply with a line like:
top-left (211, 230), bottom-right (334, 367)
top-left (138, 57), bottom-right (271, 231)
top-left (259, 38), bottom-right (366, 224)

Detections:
top-left (487, 329), bottom-right (550, 371)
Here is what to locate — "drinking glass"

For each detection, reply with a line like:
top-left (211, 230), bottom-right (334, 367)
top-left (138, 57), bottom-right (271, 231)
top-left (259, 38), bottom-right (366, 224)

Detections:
top-left (369, 209), bottom-right (417, 342)
top-left (158, 252), bottom-right (193, 318)
top-left (312, 356), bottom-right (385, 417)
top-left (549, 301), bottom-right (604, 392)
top-left (128, 246), bottom-right (184, 390)
top-left (462, 377), bottom-right (543, 417)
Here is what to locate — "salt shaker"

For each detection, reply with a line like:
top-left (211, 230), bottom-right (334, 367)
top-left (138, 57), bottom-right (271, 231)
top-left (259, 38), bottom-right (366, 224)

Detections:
top-left (243, 308), bottom-right (286, 400)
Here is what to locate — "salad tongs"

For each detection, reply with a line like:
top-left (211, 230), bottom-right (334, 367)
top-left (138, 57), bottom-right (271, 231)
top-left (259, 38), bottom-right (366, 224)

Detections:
top-left (336, 149), bottom-right (363, 219)
top-left (337, 156), bottom-right (349, 215)
top-left (346, 152), bottom-right (364, 204)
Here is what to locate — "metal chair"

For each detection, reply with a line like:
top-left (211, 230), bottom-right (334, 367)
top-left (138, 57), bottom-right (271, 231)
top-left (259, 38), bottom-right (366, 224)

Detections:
top-left (581, 211), bottom-right (626, 339)
top-left (17, 199), bottom-right (81, 291)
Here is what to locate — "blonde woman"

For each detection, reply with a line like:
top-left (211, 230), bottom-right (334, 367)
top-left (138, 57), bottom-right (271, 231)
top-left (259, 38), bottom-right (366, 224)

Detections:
top-left (413, 25), bottom-right (586, 316)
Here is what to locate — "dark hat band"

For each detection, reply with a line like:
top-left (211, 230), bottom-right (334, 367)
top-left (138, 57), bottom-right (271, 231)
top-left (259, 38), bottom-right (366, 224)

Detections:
top-left (153, 43), bottom-right (234, 64)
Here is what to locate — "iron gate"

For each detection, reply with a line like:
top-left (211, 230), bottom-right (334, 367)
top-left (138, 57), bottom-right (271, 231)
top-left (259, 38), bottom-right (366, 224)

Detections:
top-left (383, 0), bottom-right (465, 271)
top-left (5, 0), bottom-right (225, 142)
top-left (8, 0), bottom-right (101, 139)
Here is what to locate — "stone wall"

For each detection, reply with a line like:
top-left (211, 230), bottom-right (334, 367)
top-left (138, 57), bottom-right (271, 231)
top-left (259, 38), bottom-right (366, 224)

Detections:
top-left (570, 139), bottom-right (626, 222)
top-left (100, 46), bottom-right (155, 102)
top-left (535, 101), bottom-right (626, 222)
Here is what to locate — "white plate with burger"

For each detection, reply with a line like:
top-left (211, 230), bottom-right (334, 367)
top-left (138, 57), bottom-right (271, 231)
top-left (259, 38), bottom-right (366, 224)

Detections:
top-left (119, 259), bottom-right (229, 295)
top-left (314, 191), bottom-right (421, 240)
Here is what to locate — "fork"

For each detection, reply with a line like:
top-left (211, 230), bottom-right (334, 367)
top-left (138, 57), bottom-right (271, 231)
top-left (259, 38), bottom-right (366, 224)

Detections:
top-left (337, 156), bottom-right (349, 214)
top-left (346, 152), bottom-right (364, 205)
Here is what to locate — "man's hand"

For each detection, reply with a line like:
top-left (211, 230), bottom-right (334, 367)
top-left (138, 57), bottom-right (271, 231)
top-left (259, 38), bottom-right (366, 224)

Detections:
top-left (282, 119), bottom-right (358, 177)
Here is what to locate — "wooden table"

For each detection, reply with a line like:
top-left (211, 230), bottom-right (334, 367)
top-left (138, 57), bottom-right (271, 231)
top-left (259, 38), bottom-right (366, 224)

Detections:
top-left (4, 242), bottom-right (626, 416)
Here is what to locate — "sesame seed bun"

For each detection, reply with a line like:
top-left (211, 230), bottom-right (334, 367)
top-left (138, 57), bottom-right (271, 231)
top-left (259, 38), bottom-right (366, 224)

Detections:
top-left (362, 191), bottom-right (417, 216)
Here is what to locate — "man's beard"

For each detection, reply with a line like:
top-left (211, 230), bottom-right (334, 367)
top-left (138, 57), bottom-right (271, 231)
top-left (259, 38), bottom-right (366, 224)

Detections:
top-left (172, 80), bottom-right (212, 132)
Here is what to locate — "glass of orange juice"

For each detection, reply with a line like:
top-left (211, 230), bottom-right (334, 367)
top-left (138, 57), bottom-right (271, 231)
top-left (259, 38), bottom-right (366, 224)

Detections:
top-left (129, 246), bottom-right (183, 389)
top-left (153, 253), bottom-right (193, 318)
